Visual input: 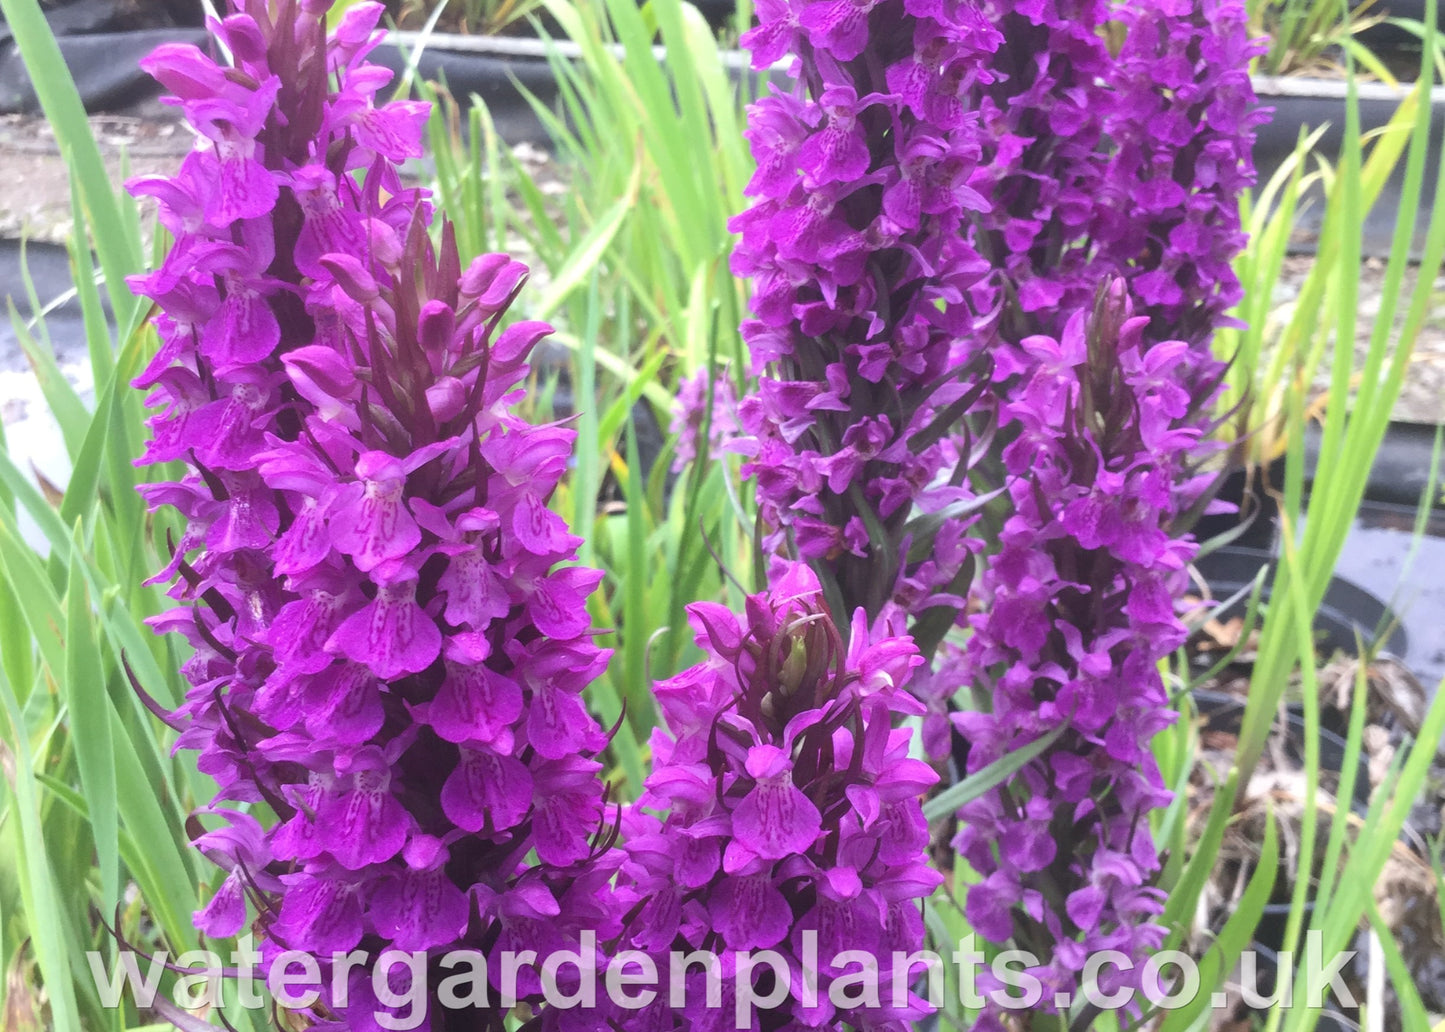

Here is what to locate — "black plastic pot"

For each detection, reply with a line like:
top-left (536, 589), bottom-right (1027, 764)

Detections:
top-left (1358, 0), bottom-right (1445, 50)
top-left (1293, 420), bottom-right (1445, 688)
top-left (1192, 687), bottom-right (1374, 808)
top-left (1190, 422), bottom-right (1445, 688)
top-left (1304, 419), bottom-right (1445, 511)
top-left (1329, 498), bottom-right (1445, 689)
top-left (0, 240), bottom-right (98, 373)
top-left (1252, 907), bottom-right (1304, 961)
top-left (1192, 458), bottom-right (1286, 553)
top-left (683, 0), bottom-right (738, 29)
top-left (1195, 544), bottom-right (1408, 661)
top-left (1253, 77), bottom-right (1445, 259)
top-left (1194, 690), bottom-right (1367, 1031)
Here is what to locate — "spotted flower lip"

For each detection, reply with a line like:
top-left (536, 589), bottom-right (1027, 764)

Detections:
top-left (729, 743), bottom-right (824, 864)
top-left (130, 0), bottom-right (621, 1024)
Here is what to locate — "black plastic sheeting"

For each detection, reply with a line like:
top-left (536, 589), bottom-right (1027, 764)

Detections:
top-left (0, 239), bottom-right (95, 373)
top-left (365, 44), bottom-right (561, 146)
top-left (0, 27), bottom-right (207, 114)
top-left (0, 25), bottom-right (549, 117)
top-left (3, 11), bottom-right (1440, 251)
top-left (0, 0), bottom-right (198, 40)
top-left (0, 27), bottom-right (566, 142)
top-left (0, 0), bottom-right (204, 111)
top-left (0, 0), bottom-right (730, 136)
top-left (1253, 86), bottom-right (1445, 258)
top-left (1358, 0), bottom-right (1445, 50)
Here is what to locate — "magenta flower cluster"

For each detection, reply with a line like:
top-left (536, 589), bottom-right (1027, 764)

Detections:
top-left (952, 285), bottom-right (1212, 1026)
top-left (131, 1), bottom-right (618, 1026)
top-left (670, 365), bottom-right (741, 473)
top-left (945, 5), bottom-right (1260, 1013)
top-left (728, 0), bottom-right (1003, 650)
top-left (615, 562), bottom-right (940, 1030)
top-left (972, 0), bottom-right (1264, 359)
top-left (730, 0), bottom-right (1264, 1020)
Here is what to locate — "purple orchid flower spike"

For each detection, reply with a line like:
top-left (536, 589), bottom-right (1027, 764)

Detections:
top-left (613, 563), bottom-right (941, 1031)
top-left (731, 0), bottom-right (1264, 755)
top-left (729, 0), bottom-right (1003, 708)
top-left (669, 366), bottom-right (741, 473)
top-left (732, 4), bottom-right (1263, 1014)
top-left (932, 3), bottom-right (1263, 1008)
top-left (130, 0), bottom-right (621, 1026)
top-left (952, 282), bottom-right (1208, 1026)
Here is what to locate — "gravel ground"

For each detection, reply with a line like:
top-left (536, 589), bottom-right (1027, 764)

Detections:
top-left (2, 112), bottom-right (1443, 427)
top-left (1273, 254), bottom-right (1445, 425)
top-left (0, 110), bottom-right (191, 242)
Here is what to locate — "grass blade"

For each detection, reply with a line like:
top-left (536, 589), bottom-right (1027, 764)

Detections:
top-left (63, 531), bottom-right (119, 914)
top-left (922, 722), bottom-right (1069, 823)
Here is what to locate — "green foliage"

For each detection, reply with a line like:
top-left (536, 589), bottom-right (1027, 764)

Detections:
top-left (1232, 0), bottom-right (1445, 792)
top-left (397, 0), bottom-right (541, 36)
top-left (1251, 0), bottom-right (1388, 77)
top-left (0, 0), bottom-right (226, 1028)
top-left (1, 0), bottom-right (1444, 1028)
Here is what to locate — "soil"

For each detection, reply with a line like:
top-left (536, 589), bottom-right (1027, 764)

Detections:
top-left (1272, 254), bottom-right (1445, 425)
top-left (1187, 626), bottom-right (1445, 1029)
top-left (0, 109), bottom-right (191, 243)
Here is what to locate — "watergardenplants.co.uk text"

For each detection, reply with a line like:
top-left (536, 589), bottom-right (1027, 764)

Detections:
top-left (89, 931), bottom-right (1359, 1030)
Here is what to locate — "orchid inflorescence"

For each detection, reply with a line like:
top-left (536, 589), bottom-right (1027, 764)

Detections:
top-left (729, 0), bottom-right (1262, 1024)
top-left (614, 562), bottom-right (938, 1031)
top-left (729, 0), bottom-right (1001, 668)
top-left (952, 284), bottom-right (1217, 1028)
top-left (132, 2), bottom-right (619, 1026)
top-left (130, 0), bottom-right (1263, 1028)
